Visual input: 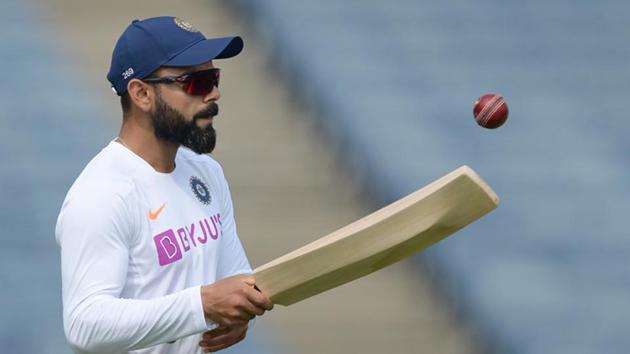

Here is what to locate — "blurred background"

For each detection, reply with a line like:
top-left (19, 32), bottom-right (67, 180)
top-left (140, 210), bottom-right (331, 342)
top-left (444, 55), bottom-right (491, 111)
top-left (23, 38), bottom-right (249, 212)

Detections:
top-left (2, 0), bottom-right (629, 353)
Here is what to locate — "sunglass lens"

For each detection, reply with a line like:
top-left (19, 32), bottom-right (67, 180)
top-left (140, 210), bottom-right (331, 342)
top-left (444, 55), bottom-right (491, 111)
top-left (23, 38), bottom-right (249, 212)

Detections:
top-left (185, 70), bottom-right (220, 96)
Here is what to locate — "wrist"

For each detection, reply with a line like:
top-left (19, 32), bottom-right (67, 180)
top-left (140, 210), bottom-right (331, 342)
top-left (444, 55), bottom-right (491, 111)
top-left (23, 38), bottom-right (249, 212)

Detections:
top-left (199, 285), bottom-right (219, 329)
top-left (200, 285), bottom-right (210, 315)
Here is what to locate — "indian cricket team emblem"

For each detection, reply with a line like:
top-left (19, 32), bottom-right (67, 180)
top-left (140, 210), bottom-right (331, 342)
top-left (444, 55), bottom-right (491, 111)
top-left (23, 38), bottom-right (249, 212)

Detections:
top-left (189, 176), bottom-right (211, 205)
top-left (174, 18), bottom-right (199, 32)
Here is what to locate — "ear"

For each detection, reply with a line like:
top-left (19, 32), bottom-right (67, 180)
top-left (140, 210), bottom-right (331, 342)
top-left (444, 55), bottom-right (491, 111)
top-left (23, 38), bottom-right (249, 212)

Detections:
top-left (126, 79), bottom-right (155, 113)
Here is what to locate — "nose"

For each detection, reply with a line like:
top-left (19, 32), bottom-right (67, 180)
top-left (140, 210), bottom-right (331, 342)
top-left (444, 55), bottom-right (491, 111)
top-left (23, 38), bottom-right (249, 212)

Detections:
top-left (203, 85), bottom-right (220, 103)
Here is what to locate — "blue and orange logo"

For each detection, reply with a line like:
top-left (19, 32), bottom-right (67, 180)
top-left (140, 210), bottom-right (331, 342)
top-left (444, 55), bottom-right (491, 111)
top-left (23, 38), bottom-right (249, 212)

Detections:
top-left (189, 176), bottom-right (211, 205)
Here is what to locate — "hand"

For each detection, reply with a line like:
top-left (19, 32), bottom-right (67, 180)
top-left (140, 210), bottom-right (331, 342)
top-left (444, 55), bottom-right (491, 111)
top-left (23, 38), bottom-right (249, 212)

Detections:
top-left (199, 324), bottom-right (248, 353)
top-left (201, 274), bottom-right (273, 327)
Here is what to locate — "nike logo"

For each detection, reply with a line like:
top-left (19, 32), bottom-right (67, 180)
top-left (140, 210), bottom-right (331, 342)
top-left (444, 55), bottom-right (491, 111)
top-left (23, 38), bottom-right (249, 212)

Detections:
top-left (148, 203), bottom-right (166, 221)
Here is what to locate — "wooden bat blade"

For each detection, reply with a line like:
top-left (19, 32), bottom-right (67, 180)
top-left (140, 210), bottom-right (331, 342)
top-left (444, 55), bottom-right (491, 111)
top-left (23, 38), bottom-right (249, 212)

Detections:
top-left (253, 165), bottom-right (499, 306)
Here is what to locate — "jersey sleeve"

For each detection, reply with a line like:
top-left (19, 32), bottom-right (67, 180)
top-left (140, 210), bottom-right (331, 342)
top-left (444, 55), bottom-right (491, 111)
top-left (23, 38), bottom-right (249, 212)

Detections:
top-left (55, 181), bottom-right (214, 353)
top-left (214, 166), bottom-right (253, 280)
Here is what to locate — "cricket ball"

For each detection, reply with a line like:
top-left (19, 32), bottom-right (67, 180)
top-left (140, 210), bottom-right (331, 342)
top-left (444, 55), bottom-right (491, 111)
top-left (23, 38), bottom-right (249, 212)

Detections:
top-left (473, 93), bottom-right (509, 129)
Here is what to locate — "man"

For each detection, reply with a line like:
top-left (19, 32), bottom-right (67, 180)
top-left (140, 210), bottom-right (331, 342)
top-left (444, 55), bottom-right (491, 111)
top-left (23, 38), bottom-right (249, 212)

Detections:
top-left (55, 16), bottom-right (273, 354)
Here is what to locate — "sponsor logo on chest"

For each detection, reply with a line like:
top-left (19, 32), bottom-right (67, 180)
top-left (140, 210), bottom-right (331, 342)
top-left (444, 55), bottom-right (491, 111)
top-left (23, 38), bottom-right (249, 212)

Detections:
top-left (153, 213), bottom-right (222, 266)
top-left (151, 175), bottom-right (221, 266)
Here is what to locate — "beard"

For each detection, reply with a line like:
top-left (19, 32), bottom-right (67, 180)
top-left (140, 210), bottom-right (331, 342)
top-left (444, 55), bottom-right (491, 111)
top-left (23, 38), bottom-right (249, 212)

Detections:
top-left (151, 94), bottom-right (219, 154)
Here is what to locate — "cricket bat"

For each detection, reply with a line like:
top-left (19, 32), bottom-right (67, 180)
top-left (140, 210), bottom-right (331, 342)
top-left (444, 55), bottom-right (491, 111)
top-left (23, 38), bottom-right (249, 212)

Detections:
top-left (253, 165), bottom-right (499, 306)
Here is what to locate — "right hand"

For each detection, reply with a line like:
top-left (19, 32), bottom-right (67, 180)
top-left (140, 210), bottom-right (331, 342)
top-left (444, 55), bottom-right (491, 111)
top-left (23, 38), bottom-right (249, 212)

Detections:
top-left (201, 274), bottom-right (273, 327)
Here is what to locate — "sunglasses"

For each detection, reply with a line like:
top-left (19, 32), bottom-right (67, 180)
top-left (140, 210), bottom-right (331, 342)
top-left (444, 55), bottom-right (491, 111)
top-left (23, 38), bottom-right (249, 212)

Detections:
top-left (143, 68), bottom-right (221, 96)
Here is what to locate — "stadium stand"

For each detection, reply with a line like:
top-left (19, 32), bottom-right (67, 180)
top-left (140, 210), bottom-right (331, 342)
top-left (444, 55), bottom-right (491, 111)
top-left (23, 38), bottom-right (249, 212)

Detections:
top-left (5, 0), bottom-right (630, 353)
top-left (0, 1), bottom-right (113, 352)
top-left (0, 2), bottom-right (286, 353)
top-left (234, 0), bottom-right (630, 353)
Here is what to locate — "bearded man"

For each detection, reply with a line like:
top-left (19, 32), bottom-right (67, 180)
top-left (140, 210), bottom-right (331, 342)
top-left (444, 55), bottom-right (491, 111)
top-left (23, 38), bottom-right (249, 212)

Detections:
top-left (55, 16), bottom-right (273, 354)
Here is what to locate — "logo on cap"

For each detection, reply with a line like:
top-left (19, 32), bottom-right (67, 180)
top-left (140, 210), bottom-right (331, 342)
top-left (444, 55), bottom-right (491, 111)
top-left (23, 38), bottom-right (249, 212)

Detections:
top-left (174, 18), bottom-right (198, 32)
top-left (122, 67), bottom-right (134, 79)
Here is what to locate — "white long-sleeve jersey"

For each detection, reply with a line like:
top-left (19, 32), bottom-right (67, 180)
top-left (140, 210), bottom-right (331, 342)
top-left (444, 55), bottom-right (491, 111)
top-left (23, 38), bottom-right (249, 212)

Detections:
top-left (55, 141), bottom-right (252, 354)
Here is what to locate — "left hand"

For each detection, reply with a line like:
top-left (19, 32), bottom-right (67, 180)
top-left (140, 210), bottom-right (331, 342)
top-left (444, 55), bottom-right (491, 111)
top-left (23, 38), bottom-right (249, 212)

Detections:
top-left (199, 323), bottom-right (248, 353)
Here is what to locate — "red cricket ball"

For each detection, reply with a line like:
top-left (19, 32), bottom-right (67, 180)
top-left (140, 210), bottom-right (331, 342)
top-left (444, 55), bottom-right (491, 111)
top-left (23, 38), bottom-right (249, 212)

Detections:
top-left (473, 93), bottom-right (509, 129)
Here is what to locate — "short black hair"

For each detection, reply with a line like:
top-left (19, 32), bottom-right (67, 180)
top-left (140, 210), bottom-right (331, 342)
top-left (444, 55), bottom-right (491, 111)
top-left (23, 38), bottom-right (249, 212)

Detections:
top-left (120, 92), bottom-right (132, 113)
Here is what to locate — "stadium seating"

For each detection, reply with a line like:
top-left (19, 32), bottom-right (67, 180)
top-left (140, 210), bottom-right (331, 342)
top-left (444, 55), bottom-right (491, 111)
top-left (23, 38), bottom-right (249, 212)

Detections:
top-left (0, 2), bottom-right (283, 353)
top-left (0, 1), bottom-right (114, 352)
top-left (235, 1), bottom-right (630, 353)
top-left (5, 0), bottom-right (630, 352)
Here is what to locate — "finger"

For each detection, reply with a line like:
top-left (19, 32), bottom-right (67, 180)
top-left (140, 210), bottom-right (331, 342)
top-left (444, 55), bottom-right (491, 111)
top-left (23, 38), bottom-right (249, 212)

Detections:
top-left (222, 317), bottom-right (248, 327)
top-left (221, 303), bottom-right (254, 326)
top-left (245, 286), bottom-right (274, 311)
top-left (202, 326), bottom-right (231, 340)
top-left (230, 290), bottom-right (265, 317)
top-left (200, 324), bottom-right (247, 347)
top-left (201, 330), bottom-right (247, 352)
top-left (240, 298), bottom-right (265, 317)
top-left (230, 303), bottom-right (258, 322)
top-left (252, 285), bottom-right (274, 311)
top-left (213, 323), bottom-right (247, 341)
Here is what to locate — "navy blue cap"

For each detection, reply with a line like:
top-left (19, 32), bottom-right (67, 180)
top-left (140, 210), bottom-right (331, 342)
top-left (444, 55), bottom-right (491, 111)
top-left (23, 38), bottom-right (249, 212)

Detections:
top-left (107, 16), bottom-right (243, 95)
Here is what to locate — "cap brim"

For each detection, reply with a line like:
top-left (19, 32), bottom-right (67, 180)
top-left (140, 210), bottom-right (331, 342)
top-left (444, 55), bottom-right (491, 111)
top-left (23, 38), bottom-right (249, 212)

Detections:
top-left (164, 36), bottom-right (243, 66)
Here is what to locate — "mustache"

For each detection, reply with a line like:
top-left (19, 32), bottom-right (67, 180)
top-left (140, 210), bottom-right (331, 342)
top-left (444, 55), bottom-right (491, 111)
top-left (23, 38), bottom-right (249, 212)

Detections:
top-left (193, 103), bottom-right (219, 120)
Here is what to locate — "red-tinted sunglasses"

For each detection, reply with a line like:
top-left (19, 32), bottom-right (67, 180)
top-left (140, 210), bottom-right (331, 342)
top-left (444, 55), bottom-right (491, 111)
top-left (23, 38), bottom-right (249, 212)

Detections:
top-left (143, 68), bottom-right (220, 96)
